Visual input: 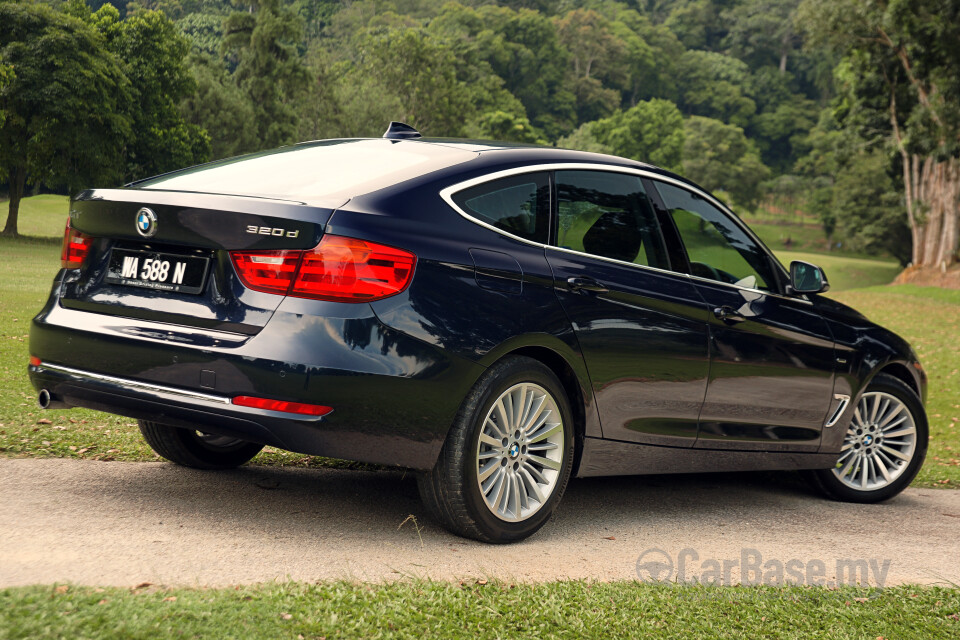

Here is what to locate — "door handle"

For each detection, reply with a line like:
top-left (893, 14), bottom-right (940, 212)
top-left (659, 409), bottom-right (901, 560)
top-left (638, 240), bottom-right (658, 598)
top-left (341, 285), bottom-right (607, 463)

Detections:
top-left (713, 305), bottom-right (745, 324)
top-left (566, 277), bottom-right (609, 294)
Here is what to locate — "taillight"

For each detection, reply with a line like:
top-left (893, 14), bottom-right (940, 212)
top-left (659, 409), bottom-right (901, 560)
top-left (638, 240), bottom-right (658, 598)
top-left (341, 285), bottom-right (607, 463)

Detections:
top-left (232, 395), bottom-right (333, 416)
top-left (291, 235), bottom-right (416, 302)
top-left (230, 250), bottom-right (301, 295)
top-left (61, 218), bottom-right (92, 268)
top-left (229, 235), bottom-right (416, 303)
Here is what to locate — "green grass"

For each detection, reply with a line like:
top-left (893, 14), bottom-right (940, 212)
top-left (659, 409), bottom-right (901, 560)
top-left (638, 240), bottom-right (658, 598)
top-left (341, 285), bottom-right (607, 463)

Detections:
top-left (777, 251), bottom-right (902, 291)
top-left (748, 221), bottom-right (830, 253)
top-left (1, 581), bottom-right (958, 639)
top-left (0, 201), bottom-right (956, 486)
top-left (830, 286), bottom-right (960, 488)
top-left (1, 194), bottom-right (70, 239)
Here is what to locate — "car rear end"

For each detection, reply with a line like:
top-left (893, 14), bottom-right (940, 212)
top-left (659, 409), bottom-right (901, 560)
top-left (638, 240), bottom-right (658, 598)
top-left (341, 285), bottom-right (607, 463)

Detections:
top-left (28, 140), bottom-right (485, 469)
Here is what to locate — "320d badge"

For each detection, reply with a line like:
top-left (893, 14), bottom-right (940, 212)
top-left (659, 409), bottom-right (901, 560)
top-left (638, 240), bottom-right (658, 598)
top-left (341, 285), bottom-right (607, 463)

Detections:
top-left (29, 122), bottom-right (928, 542)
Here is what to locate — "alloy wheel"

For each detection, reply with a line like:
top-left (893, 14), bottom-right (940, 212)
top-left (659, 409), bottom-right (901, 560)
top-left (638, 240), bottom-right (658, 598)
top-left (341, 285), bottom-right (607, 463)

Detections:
top-left (476, 382), bottom-right (565, 521)
top-left (832, 391), bottom-right (917, 491)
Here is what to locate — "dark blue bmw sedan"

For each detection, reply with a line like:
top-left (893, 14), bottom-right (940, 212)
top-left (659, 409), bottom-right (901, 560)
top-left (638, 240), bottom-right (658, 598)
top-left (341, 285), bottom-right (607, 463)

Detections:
top-left (29, 123), bottom-right (928, 542)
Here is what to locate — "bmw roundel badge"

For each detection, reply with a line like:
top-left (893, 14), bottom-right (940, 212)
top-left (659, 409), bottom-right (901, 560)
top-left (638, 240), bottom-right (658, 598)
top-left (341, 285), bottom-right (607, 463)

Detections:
top-left (135, 207), bottom-right (158, 238)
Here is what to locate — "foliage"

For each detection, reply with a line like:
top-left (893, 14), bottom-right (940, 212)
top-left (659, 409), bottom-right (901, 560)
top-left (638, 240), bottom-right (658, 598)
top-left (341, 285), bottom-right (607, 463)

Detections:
top-left (682, 115), bottom-right (771, 210)
top-left (89, 5), bottom-right (211, 181)
top-left (589, 98), bottom-right (686, 171)
top-left (223, 0), bottom-right (311, 148)
top-left (0, 1), bottom-right (131, 236)
top-left (2, 0), bottom-right (954, 263)
top-left (798, 0), bottom-right (960, 267)
top-left (180, 55), bottom-right (258, 159)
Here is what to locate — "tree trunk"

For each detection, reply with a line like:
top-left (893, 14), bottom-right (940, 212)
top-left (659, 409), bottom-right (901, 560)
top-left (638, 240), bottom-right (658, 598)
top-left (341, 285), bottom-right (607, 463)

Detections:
top-left (1, 166), bottom-right (27, 238)
top-left (905, 155), bottom-right (960, 268)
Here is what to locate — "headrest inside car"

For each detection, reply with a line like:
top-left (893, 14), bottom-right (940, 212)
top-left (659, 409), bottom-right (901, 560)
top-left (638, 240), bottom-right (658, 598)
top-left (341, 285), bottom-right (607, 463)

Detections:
top-left (582, 210), bottom-right (642, 263)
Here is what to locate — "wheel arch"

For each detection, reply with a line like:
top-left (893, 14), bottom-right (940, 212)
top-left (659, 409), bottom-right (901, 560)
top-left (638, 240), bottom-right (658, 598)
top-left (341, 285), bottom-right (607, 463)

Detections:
top-left (874, 361), bottom-right (923, 402)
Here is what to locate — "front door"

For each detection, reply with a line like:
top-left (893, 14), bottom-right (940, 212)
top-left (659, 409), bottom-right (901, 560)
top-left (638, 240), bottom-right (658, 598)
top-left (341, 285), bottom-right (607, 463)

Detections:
top-left (651, 179), bottom-right (836, 452)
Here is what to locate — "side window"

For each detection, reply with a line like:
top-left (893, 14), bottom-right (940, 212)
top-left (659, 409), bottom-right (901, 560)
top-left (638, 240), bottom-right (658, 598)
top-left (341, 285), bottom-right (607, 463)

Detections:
top-left (555, 170), bottom-right (669, 269)
top-left (654, 181), bottom-right (777, 291)
top-left (452, 173), bottom-right (550, 243)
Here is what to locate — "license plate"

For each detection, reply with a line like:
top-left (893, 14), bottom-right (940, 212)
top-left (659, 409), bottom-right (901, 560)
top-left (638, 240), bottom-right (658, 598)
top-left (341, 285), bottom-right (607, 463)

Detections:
top-left (105, 248), bottom-right (210, 295)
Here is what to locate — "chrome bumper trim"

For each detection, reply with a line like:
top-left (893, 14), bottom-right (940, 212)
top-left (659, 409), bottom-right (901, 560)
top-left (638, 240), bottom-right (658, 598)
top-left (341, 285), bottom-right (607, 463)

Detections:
top-left (36, 361), bottom-right (232, 405)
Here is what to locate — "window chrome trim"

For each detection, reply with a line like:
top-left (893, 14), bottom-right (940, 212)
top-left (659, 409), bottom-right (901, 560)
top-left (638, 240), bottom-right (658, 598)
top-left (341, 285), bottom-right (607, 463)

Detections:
top-left (439, 162), bottom-right (813, 305)
top-left (34, 361), bottom-right (232, 405)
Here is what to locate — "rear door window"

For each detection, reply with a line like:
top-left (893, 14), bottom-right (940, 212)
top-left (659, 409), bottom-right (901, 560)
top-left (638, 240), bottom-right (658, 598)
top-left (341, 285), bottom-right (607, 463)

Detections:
top-left (452, 173), bottom-right (550, 243)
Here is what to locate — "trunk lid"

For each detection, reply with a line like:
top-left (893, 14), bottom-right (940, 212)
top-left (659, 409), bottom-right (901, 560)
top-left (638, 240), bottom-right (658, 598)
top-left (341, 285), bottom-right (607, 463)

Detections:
top-left (61, 188), bottom-right (343, 334)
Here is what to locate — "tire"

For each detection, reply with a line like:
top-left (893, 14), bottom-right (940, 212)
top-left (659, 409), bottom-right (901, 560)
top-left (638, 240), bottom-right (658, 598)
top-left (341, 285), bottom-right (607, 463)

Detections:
top-left (417, 356), bottom-right (575, 543)
top-left (806, 373), bottom-right (927, 503)
top-left (138, 420), bottom-right (264, 470)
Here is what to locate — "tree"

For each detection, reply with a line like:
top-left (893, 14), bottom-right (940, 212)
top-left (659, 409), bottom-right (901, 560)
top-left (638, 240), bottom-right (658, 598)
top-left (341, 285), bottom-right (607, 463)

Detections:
top-left (674, 50), bottom-right (757, 128)
top-left (181, 55), bottom-right (258, 159)
top-left (223, 0), bottom-right (310, 148)
top-left (428, 3), bottom-right (574, 139)
top-left (682, 116), bottom-right (771, 210)
top-left (348, 27), bottom-right (471, 136)
top-left (589, 99), bottom-right (686, 171)
top-left (799, 0), bottom-right (960, 268)
top-left (97, 6), bottom-right (210, 180)
top-left (723, 0), bottom-right (802, 73)
top-left (0, 2), bottom-right (131, 236)
top-left (555, 9), bottom-right (626, 123)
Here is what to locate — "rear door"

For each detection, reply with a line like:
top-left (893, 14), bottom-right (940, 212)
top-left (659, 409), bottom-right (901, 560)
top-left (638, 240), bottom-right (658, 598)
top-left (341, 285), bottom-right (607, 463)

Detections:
top-left (650, 179), bottom-right (836, 452)
top-left (545, 169), bottom-right (711, 446)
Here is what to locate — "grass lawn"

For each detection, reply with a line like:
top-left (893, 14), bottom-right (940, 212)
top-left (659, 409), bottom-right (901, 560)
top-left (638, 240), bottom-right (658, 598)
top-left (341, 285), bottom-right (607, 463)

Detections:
top-left (1, 581), bottom-right (958, 639)
top-left (0, 196), bottom-right (956, 485)
top-left (777, 250), bottom-right (902, 292)
top-left (1, 194), bottom-right (70, 239)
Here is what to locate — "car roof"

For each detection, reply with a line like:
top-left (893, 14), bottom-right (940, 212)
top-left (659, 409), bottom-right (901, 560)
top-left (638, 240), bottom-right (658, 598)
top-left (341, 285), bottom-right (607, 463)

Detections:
top-left (130, 137), bottom-right (693, 203)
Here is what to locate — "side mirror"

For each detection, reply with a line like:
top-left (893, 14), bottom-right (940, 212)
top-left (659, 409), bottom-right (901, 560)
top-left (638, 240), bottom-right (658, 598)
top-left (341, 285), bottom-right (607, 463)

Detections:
top-left (788, 260), bottom-right (830, 295)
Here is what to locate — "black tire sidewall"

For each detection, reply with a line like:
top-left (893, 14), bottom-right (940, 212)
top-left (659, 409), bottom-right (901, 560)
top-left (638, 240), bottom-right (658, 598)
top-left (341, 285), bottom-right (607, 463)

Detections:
top-left (814, 374), bottom-right (928, 503)
top-left (459, 360), bottom-right (575, 542)
top-left (139, 420), bottom-right (264, 469)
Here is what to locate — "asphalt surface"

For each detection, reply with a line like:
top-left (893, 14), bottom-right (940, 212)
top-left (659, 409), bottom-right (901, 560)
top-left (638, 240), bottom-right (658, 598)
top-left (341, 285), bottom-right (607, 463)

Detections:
top-left (2, 458), bottom-right (958, 588)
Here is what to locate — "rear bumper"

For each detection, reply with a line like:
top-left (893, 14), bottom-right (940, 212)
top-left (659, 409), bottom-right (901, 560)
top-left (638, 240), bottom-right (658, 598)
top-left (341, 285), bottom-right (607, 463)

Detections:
top-left (29, 286), bottom-right (486, 470)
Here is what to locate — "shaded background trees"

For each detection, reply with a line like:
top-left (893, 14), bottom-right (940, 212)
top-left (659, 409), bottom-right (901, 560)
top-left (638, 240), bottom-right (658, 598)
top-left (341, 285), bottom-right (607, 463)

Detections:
top-left (1, 0), bottom-right (958, 271)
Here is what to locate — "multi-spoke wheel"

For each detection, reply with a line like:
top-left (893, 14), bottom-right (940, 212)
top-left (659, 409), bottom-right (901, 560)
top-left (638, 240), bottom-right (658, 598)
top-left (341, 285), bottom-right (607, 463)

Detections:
top-left (807, 373), bottom-right (927, 503)
top-left (138, 420), bottom-right (265, 469)
top-left (418, 356), bottom-right (575, 543)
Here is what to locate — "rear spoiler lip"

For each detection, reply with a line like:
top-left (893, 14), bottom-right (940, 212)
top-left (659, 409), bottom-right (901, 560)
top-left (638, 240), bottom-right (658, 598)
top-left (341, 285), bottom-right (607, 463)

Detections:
top-left (74, 188), bottom-right (349, 213)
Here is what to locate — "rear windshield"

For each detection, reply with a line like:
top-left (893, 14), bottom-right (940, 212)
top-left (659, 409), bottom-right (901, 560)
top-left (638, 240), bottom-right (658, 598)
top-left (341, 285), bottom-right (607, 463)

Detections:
top-left (136, 139), bottom-right (475, 202)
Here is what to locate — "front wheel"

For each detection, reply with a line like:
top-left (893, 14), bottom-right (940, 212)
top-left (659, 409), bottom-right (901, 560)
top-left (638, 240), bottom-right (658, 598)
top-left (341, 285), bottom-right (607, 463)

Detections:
top-left (138, 420), bottom-right (264, 470)
top-left (418, 356), bottom-right (575, 543)
top-left (806, 373), bottom-right (927, 503)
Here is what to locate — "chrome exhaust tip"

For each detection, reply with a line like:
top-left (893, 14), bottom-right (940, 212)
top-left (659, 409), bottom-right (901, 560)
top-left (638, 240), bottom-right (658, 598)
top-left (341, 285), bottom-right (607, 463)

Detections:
top-left (37, 389), bottom-right (68, 410)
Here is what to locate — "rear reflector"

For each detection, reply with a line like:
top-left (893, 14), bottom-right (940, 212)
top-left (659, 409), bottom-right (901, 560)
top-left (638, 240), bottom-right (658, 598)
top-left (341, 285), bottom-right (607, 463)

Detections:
top-left (229, 235), bottom-right (416, 303)
top-left (232, 395), bottom-right (333, 417)
top-left (61, 218), bottom-right (93, 269)
top-left (29, 356), bottom-right (41, 367)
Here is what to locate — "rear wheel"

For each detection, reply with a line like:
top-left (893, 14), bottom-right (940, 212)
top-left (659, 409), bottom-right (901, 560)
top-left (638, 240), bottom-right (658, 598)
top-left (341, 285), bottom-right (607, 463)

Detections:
top-left (806, 373), bottom-right (927, 503)
top-left (138, 420), bottom-right (264, 470)
top-left (418, 356), bottom-right (575, 543)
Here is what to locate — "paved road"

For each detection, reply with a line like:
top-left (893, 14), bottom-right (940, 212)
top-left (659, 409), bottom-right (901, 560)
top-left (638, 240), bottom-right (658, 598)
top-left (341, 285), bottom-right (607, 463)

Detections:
top-left (2, 458), bottom-right (958, 588)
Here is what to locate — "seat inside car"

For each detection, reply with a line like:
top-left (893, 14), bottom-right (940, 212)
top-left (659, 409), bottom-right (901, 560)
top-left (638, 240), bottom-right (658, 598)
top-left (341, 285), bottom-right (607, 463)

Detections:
top-left (581, 209), bottom-right (643, 263)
